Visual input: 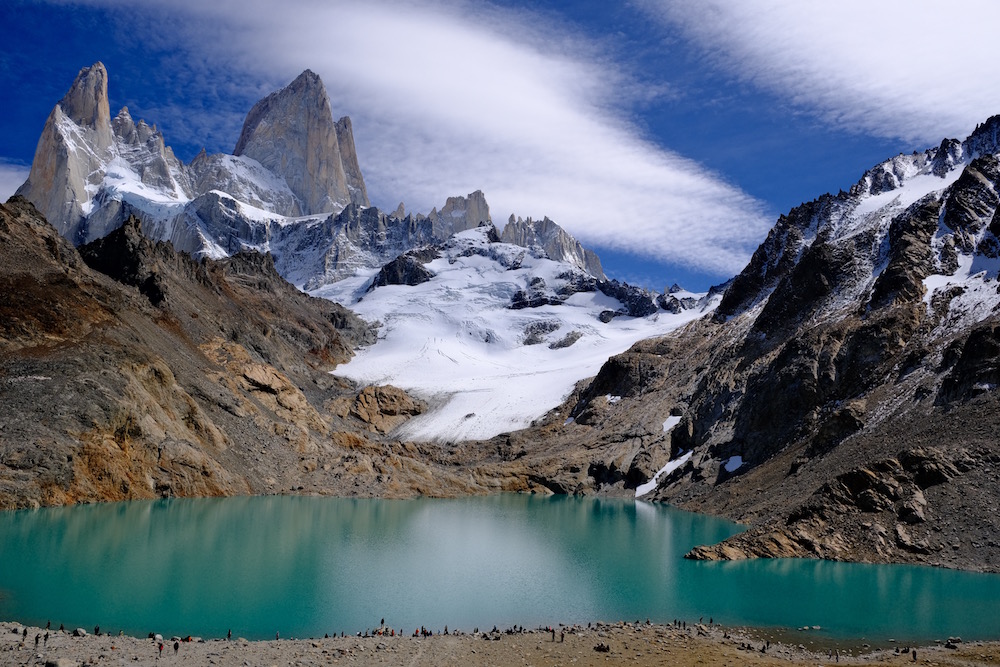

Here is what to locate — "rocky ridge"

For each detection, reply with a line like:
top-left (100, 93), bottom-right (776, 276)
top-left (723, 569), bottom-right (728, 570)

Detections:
top-left (489, 115), bottom-right (1000, 572)
top-left (501, 214), bottom-right (605, 279)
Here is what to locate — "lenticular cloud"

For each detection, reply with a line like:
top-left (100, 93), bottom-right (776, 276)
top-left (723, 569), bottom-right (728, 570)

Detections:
top-left (648, 0), bottom-right (1000, 145)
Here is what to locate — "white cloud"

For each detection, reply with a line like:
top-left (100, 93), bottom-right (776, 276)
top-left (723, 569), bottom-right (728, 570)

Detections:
top-left (50, 0), bottom-right (772, 276)
top-left (0, 162), bottom-right (29, 202)
top-left (645, 0), bottom-right (1000, 145)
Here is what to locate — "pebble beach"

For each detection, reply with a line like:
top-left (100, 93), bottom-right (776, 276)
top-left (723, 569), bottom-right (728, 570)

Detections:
top-left (2, 620), bottom-right (997, 667)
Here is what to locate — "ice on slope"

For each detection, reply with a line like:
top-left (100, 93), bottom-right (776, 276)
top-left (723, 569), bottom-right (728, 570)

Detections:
top-left (923, 250), bottom-right (1000, 333)
top-left (662, 415), bottom-right (682, 433)
top-left (314, 228), bottom-right (716, 442)
top-left (635, 451), bottom-right (692, 498)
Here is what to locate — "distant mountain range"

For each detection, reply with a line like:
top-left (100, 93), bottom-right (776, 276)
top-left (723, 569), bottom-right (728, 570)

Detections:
top-left (5, 62), bottom-right (1000, 574)
top-left (16, 62), bottom-right (607, 286)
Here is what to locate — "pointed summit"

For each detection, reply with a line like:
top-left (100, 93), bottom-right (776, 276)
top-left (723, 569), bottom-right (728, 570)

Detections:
top-left (234, 70), bottom-right (369, 214)
top-left (17, 62), bottom-right (116, 241)
top-left (58, 62), bottom-right (112, 145)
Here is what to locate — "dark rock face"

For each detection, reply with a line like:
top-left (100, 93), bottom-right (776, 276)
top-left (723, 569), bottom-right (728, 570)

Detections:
top-left (657, 293), bottom-right (697, 313)
top-left (596, 280), bottom-right (658, 318)
top-left (368, 251), bottom-right (438, 291)
top-left (715, 196), bottom-right (836, 320)
top-left (937, 323), bottom-right (1000, 403)
top-left (942, 155), bottom-right (1000, 244)
top-left (523, 320), bottom-right (560, 346)
top-left (964, 114), bottom-right (1000, 158)
top-left (868, 198), bottom-right (940, 309)
top-left (548, 331), bottom-right (581, 349)
top-left (79, 216), bottom-right (167, 305)
top-left (510, 290), bottom-right (563, 310)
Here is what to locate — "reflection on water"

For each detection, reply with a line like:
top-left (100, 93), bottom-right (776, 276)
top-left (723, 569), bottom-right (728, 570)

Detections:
top-left (0, 494), bottom-right (997, 641)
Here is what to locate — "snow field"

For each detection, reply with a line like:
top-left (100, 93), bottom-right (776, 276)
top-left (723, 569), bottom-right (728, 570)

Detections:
top-left (316, 228), bottom-right (715, 442)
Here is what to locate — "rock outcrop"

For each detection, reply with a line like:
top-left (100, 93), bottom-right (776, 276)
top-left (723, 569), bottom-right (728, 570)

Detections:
top-left (16, 63), bottom-right (115, 242)
top-left (501, 215), bottom-right (605, 279)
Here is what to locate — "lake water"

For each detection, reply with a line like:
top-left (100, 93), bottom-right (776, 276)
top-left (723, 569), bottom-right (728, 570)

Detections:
top-left (0, 494), bottom-right (998, 642)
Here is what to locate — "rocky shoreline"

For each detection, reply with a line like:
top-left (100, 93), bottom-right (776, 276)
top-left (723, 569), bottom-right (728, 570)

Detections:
top-left (3, 619), bottom-right (996, 667)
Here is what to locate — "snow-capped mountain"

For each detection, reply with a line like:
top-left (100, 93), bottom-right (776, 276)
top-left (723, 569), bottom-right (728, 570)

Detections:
top-left (16, 63), bottom-right (367, 257)
top-left (15, 63), bottom-right (612, 290)
top-left (14, 62), bottom-right (714, 445)
top-left (715, 118), bottom-right (1000, 330)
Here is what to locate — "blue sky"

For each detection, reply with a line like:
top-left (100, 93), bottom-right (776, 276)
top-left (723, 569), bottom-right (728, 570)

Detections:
top-left (3, 1), bottom-right (1000, 291)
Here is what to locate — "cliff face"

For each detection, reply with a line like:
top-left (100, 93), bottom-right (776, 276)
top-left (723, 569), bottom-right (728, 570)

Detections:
top-left (16, 63), bottom-right (115, 241)
top-left (234, 69), bottom-right (369, 213)
top-left (501, 215), bottom-right (605, 279)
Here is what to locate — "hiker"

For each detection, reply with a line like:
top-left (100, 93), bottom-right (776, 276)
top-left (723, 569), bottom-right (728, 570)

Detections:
top-left (174, 641), bottom-right (179, 655)
top-left (227, 629), bottom-right (232, 641)
top-left (560, 631), bottom-right (564, 643)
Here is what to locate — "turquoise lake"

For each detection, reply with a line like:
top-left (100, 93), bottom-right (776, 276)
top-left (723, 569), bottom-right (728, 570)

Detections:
top-left (0, 494), bottom-right (997, 642)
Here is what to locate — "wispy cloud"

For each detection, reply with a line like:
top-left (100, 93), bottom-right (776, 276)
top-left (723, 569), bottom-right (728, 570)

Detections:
top-left (0, 161), bottom-right (29, 202)
top-left (44, 0), bottom-right (772, 276)
top-left (644, 0), bottom-right (1000, 145)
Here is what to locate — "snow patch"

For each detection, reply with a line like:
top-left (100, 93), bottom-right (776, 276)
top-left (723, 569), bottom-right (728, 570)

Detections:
top-left (635, 451), bottom-right (692, 498)
top-left (723, 455), bottom-right (744, 473)
top-left (662, 415), bottom-right (682, 433)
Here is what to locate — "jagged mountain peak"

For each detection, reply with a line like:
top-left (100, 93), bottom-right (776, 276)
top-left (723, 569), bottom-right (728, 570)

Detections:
top-left (58, 62), bottom-right (111, 136)
top-left (16, 62), bottom-right (117, 241)
top-left (965, 114), bottom-right (1000, 159)
top-left (500, 214), bottom-right (605, 279)
top-left (233, 69), bottom-right (369, 214)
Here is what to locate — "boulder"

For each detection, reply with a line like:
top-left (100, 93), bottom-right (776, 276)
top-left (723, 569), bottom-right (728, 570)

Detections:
top-left (348, 385), bottom-right (425, 434)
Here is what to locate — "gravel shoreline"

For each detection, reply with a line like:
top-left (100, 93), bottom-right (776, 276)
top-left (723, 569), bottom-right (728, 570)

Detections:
top-left (2, 620), bottom-right (996, 667)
